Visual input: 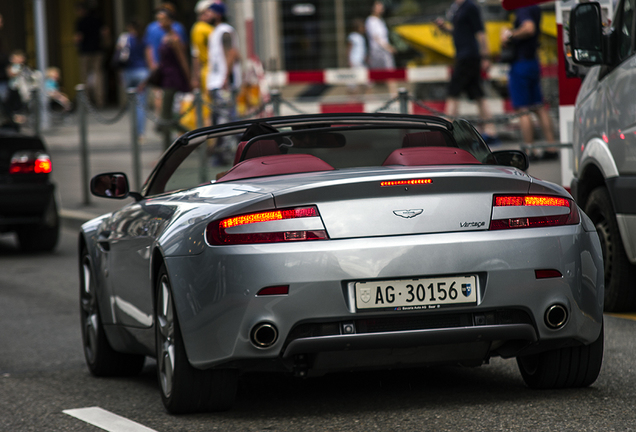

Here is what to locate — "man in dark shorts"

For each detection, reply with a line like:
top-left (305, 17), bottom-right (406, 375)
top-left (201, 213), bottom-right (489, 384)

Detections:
top-left (502, 5), bottom-right (556, 159)
top-left (436, 0), bottom-right (498, 142)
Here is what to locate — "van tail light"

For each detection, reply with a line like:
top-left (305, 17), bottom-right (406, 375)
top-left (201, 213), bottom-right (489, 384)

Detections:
top-left (9, 152), bottom-right (52, 174)
top-left (490, 195), bottom-right (580, 230)
top-left (207, 206), bottom-right (329, 245)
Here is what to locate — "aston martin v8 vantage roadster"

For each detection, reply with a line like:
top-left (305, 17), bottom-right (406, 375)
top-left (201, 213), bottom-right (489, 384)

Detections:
top-left (79, 113), bottom-right (604, 413)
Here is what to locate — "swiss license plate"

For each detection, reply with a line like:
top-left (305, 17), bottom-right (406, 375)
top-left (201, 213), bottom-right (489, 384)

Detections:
top-left (355, 275), bottom-right (477, 311)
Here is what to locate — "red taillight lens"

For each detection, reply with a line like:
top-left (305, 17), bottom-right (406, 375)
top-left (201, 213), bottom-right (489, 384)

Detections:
top-left (257, 285), bottom-right (290, 296)
top-left (207, 206), bottom-right (328, 245)
top-left (535, 269), bottom-right (563, 279)
top-left (9, 152), bottom-right (52, 174)
top-left (490, 195), bottom-right (580, 230)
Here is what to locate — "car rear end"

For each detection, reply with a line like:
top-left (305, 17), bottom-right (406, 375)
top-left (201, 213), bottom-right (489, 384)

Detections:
top-left (166, 166), bottom-right (603, 376)
top-left (0, 132), bottom-right (59, 251)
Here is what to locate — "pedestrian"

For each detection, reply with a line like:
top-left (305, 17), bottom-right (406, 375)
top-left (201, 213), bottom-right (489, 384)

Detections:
top-left (365, 1), bottom-right (397, 96)
top-left (0, 13), bottom-right (12, 128)
top-left (502, 5), bottom-right (556, 160)
top-left (347, 18), bottom-right (368, 96)
top-left (144, 2), bottom-right (187, 122)
top-left (190, 0), bottom-right (215, 127)
top-left (191, 0), bottom-right (215, 93)
top-left (114, 21), bottom-right (149, 141)
top-left (206, 2), bottom-right (241, 165)
top-left (435, 0), bottom-right (498, 144)
top-left (74, 2), bottom-right (109, 108)
top-left (45, 67), bottom-right (72, 112)
top-left (149, 7), bottom-right (190, 149)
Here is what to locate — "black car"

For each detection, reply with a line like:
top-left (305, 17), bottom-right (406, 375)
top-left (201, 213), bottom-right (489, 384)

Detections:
top-left (0, 130), bottom-right (59, 251)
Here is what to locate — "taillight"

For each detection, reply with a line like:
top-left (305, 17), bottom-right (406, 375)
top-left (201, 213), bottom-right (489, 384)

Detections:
top-left (9, 152), bottom-right (52, 174)
top-left (207, 206), bottom-right (329, 245)
top-left (490, 195), bottom-right (580, 230)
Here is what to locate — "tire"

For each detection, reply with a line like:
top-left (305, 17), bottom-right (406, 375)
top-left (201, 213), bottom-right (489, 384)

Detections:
top-left (585, 187), bottom-right (636, 311)
top-left (155, 265), bottom-right (237, 414)
top-left (80, 248), bottom-right (145, 376)
top-left (17, 199), bottom-right (60, 252)
top-left (517, 322), bottom-right (604, 389)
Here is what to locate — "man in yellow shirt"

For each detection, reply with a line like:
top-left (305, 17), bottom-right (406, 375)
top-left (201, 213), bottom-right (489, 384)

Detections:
top-left (188, 0), bottom-right (215, 128)
top-left (191, 1), bottom-right (215, 92)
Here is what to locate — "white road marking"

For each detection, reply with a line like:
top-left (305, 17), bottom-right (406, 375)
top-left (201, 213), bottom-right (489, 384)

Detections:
top-left (63, 407), bottom-right (158, 432)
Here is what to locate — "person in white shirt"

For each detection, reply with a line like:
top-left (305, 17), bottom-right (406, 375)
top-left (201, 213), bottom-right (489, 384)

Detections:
top-left (365, 1), bottom-right (397, 95)
top-left (206, 2), bottom-right (241, 165)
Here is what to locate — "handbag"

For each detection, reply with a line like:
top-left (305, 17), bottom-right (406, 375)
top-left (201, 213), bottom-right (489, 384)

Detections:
top-left (147, 68), bottom-right (163, 87)
top-left (111, 33), bottom-right (131, 69)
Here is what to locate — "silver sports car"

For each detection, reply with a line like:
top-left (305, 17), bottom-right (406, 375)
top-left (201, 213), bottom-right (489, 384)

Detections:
top-left (79, 113), bottom-right (604, 414)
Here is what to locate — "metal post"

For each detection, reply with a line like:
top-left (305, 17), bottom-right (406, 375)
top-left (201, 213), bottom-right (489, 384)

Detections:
top-left (398, 88), bottom-right (409, 114)
top-left (31, 88), bottom-right (40, 137)
top-left (76, 84), bottom-right (90, 205)
top-left (129, 89), bottom-right (141, 191)
top-left (271, 90), bottom-right (281, 117)
top-left (195, 90), bottom-right (208, 184)
top-left (33, 0), bottom-right (50, 130)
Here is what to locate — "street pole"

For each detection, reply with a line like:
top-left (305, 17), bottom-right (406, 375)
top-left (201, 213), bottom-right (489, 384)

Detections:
top-left (33, 0), bottom-right (50, 131)
top-left (128, 89), bottom-right (141, 191)
top-left (76, 85), bottom-right (91, 205)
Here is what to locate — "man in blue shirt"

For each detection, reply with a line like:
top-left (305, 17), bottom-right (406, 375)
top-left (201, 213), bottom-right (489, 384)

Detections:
top-left (144, 2), bottom-right (187, 72)
top-left (502, 5), bottom-right (556, 159)
top-left (436, 0), bottom-right (497, 142)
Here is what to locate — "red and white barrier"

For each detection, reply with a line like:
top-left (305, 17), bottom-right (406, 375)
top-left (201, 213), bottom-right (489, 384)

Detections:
top-left (267, 64), bottom-right (558, 87)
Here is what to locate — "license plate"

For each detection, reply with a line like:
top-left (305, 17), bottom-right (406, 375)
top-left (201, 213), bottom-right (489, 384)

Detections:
top-left (355, 275), bottom-right (477, 311)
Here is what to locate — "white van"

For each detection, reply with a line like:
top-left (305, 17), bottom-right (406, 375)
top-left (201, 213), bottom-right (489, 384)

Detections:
top-left (570, 1), bottom-right (636, 311)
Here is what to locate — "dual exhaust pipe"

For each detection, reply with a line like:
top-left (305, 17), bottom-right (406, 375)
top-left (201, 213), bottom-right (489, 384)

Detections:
top-left (251, 323), bottom-right (278, 348)
top-left (545, 304), bottom-right (568, 330)
top-left (250, 305), bottom-right (568, 348)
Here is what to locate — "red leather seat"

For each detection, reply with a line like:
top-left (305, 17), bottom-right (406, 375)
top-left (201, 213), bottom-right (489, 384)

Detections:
top-left (382, 146), bottom-right (481, 166)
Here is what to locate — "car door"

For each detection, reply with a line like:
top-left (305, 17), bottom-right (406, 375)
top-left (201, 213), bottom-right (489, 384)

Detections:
top-left (603, 0), bottom-right (636, 174)
top-left (103, 200), bottom-right (175, 328)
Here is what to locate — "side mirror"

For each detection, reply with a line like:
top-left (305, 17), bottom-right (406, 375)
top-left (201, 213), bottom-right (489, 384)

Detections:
top-left (492, 150), bottom-right (529, 171)
top-left (569, 2), bottom-right (604, 66)
top-left (90, 172), bottom-right (130, 199)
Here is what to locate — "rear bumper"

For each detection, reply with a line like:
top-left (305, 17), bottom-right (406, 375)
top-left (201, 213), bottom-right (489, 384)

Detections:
top-left (164, 223), bottom-right (604, 371)
top-left (0, 182), bottom-right (56, 227)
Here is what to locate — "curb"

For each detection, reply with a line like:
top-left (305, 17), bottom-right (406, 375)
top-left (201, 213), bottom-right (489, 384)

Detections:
top-left (60, 209), bottom-right (101, 231)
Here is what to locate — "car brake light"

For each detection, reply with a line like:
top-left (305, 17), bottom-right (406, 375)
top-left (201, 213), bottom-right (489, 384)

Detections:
top-left (207, 206), bottom-right (328, 245)
top-left (535, 269), bottom-right (563, 279)
top-left (9, 152), bottom-right (52, 174)
top-left (490, 195), bottom-right (580, 230)
top-left (381, 179), bottom-right (432, 187)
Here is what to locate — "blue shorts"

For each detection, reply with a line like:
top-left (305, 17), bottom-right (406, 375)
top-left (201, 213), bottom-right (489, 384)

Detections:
top-left (508, 58), bottom-right (543, 109)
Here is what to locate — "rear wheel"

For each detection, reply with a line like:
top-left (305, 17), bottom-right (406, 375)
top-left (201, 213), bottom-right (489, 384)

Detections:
top-left (517, 323), bottom-right (604, 389)
top-left (80, 248), bottom-right (145, 376)
top-left (155, 266), bottom-right (237, 414)
top-left (585, 187), bottom-right (636, 311)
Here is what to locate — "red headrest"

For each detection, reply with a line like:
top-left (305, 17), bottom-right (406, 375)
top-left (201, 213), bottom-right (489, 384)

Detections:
top-left (218, 154), bottom-right (334, 182)
top-left (382, 146), bottom-right (481, 166)
top-left (233, 139), bottom-right (282, 165)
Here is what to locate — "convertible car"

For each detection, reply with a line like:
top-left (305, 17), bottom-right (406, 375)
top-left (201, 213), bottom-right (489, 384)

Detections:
top-left (79, 113), bottom-right (604, 414)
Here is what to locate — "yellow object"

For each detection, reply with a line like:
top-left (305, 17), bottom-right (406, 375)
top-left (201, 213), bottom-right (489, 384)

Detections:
top-left (395, 11), bottom-right (557, 66)
top-left (180, 92), bottom-right (212, 131)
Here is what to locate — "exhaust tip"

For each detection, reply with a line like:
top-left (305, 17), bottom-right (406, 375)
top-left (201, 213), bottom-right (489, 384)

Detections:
top-left (545, 304), bottom-right (568, 329)
top-left (251, 323), bottom-right (278, 348)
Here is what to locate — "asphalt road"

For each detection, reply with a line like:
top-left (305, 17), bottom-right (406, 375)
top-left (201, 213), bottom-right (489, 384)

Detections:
top-left (2, 226), bottom-right (636, 432)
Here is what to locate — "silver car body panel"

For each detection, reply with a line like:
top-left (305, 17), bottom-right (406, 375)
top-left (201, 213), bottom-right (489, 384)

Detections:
top-left (81, 162), bottom-right (604, 371)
